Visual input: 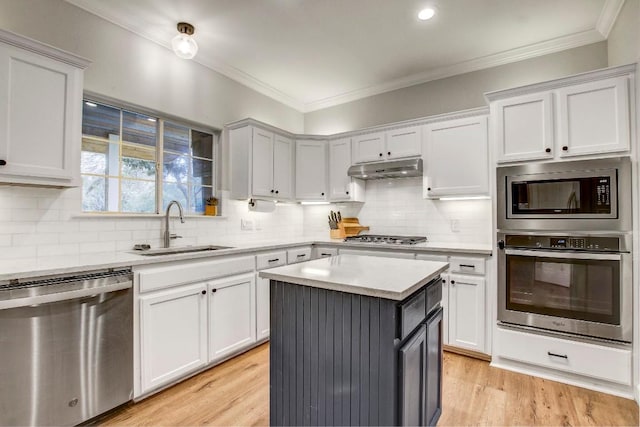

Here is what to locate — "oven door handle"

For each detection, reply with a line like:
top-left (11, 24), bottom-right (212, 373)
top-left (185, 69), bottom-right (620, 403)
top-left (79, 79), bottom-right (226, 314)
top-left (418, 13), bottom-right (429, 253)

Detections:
top-left (504, 248), bottom-right (621, 261)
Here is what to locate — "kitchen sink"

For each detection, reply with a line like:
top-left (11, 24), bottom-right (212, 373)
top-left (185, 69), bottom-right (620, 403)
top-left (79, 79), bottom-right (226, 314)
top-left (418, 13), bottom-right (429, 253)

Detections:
top-left (134, 245), bottom-right (233, 256)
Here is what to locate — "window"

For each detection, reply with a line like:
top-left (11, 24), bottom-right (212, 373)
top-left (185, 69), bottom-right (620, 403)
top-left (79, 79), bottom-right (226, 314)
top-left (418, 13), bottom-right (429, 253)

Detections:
top-left (81, 100), bottom-right (216, 214)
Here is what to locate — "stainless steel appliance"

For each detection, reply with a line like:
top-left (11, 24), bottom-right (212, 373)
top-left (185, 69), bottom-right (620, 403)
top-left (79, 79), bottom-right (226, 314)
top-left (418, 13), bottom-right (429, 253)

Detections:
top-left (497, 233), bottom-right (631, 342)
top-left (497, 157), bottom-right (631, 232)
top-left (347, 158), bottom-right (423, 179)
top-left (0, 269), bottom-right (133, 426)
top-left (344, 234), bottom-right (427, 245)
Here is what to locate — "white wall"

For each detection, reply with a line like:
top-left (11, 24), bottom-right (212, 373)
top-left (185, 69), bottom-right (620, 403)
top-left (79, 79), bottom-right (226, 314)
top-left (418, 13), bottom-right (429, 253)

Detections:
top-left (304, 178), bottom-right (491, 244)
top-left (0, 186), bottom-right (304, 268)
top-left (303, 42), bottom-right (608, 134)
top-left (607, 0), bottom-right (639, 66)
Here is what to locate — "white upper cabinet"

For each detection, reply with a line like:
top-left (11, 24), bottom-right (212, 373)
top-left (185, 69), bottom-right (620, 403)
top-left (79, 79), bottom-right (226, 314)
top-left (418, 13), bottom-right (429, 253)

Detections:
top-left (352, 127), bottom-right (422, 164)
top-left (557, 76), bottom-right (629, 157)
top-left (230, 124), bottom-right (294, 200)
top-left (273, 134), bottom-right (294, 199)
top-left (328, 138), bottom-right (364, 202)
top-left (489, 64), bottom-right (634, 164)
top-left (295, 139), bottom-right (327, 200)
top-left (493, 92), bottom-right (554, 163)
top-left (424, 115), bottom-right (488, 198)
top-left (352, 132), bottom-right (386, 163)
top-left (251, 128), bottom-right (274, 197)
top-left (385, 125), bottom-right (422, 159)
top-left (0, 30), bottom-right (89, 187)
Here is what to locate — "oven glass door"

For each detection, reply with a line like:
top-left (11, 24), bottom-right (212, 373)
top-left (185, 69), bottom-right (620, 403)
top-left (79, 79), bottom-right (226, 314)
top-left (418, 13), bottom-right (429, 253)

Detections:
top-left (505, 250), bottom-right (620, 325)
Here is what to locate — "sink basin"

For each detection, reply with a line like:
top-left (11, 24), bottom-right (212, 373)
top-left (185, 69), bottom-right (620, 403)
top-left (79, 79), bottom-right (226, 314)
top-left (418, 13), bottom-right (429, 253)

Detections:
top-left (134, 245), bottom-right (233, 256)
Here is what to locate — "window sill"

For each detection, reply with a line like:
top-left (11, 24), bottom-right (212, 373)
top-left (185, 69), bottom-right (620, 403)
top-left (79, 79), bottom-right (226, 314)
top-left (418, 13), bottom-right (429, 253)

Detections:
top-left (71, 213), bottom-right (227, 219)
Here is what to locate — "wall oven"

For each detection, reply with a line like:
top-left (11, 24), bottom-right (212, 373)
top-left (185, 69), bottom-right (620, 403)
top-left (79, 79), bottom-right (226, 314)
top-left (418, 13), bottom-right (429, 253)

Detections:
top-left (497, 233), bottom-right (632, 342)
top-left (497, 157), bottom-right (631, 232)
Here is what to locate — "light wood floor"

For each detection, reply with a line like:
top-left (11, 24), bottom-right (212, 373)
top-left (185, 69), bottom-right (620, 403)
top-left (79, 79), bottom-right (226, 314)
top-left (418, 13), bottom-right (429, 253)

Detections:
top-left (100, 343), bottom-right (639, 426)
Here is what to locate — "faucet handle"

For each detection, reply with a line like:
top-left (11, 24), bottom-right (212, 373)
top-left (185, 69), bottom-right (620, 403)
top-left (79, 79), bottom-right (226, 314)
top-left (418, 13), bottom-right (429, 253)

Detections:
top-left (170, 234), bottom-right (182, 240)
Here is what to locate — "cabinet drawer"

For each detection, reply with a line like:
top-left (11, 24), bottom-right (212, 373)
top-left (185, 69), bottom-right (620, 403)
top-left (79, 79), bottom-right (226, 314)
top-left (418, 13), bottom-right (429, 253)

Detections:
top-left (495, 327), bottom-right (632, 385)
top-left (314, 246), bottom-right (338, 259)
top-left (287, 247), bottom-right (312, 264)
top-left (399, 288), bottom-right (426, 340)
top-left (137, 256), bottom-right (255, 293)
top-left (256, 251), bottom-right (287, 270)
top-left (449, 257), bottom-right (485, 275)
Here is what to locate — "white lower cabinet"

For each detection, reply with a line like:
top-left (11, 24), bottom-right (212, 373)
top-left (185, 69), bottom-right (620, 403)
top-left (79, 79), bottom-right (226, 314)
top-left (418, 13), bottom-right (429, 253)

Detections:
top-left (447, 274), bottom-right (485, 353)
top-left (139, 283), bottom-right (208, 392)
top-left (416, 253), bottom-right (487, 355)
top-left (208, 273), bottom-right (256, 363)
top-left (494, 327), bottom-right (632, 386)
top-left (255, 251), bottom-right (287, 341)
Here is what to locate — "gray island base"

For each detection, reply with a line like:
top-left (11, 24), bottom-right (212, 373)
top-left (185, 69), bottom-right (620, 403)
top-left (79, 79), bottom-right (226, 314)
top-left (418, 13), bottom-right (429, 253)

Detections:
top-left (259, 254), bottom-right (448, 426)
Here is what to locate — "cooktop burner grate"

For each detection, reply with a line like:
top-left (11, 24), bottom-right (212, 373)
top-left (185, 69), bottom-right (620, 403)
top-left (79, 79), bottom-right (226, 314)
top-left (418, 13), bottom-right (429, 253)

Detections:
top-left (343, 234), bottom-right (427, 245)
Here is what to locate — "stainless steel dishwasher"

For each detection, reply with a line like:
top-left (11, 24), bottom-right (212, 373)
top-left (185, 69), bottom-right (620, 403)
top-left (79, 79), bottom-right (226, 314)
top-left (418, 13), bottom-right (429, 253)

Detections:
top-left (0, 268), bottom-right (133, 427)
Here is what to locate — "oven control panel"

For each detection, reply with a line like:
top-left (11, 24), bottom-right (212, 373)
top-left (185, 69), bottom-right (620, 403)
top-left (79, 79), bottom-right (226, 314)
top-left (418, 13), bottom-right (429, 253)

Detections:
top-left (505, 235), bottom-right (621, 252)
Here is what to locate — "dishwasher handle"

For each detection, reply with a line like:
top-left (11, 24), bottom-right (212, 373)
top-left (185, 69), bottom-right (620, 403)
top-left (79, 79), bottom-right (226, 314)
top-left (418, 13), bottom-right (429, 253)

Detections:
top-left (0, 281), bottom-right (132, 310)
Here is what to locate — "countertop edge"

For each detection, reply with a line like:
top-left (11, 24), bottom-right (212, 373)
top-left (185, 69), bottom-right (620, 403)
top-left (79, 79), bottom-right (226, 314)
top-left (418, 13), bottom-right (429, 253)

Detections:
top-left (0, 239), bottom-right (491, 281)
top-left (260, 263), bottom-right (449, 301)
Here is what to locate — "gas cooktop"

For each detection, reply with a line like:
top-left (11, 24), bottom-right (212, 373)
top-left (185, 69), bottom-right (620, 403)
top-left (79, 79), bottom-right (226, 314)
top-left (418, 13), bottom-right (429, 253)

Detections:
top-left (344, 234), bottom-right (427, 245)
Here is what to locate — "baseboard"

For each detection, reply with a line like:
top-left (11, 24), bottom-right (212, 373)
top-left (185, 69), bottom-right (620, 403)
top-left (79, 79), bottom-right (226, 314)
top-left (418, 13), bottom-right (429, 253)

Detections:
top-left (444, 345), bottom-right (492, 361)
top-left (491, 357), bottom-right (635, 400)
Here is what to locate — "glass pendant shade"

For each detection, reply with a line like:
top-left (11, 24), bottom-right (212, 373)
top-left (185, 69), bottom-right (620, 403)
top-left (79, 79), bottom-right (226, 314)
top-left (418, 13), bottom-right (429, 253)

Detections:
top-left (172, 22), bottom-right (198, 59)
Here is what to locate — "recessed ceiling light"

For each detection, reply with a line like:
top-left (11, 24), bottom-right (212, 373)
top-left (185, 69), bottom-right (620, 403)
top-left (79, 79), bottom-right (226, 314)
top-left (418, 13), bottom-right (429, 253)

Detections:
top-left (418, 8), bottom-right (435, 21)
top-left (85, 101), bottom-right (97, 107)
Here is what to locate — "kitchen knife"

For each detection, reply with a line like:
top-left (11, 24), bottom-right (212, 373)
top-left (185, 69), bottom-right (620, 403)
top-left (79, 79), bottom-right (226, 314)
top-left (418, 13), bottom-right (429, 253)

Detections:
top-left (337, 211), bottom-right (342, 222)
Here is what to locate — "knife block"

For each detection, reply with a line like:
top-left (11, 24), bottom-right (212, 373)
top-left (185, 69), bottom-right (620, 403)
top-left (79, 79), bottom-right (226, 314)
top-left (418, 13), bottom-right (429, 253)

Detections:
top-left (329, 217), bottom-right (370, 239)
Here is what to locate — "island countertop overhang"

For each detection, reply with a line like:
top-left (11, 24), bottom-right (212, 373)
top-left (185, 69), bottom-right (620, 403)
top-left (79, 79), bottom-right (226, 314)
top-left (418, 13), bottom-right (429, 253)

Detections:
top-left (259, 254), bottom-right (449, 301)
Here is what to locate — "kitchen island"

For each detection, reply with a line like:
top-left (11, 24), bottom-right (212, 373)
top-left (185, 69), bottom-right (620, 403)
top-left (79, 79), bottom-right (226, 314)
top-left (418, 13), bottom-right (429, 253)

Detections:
top-left (260, 254), bottom-right (448, 426)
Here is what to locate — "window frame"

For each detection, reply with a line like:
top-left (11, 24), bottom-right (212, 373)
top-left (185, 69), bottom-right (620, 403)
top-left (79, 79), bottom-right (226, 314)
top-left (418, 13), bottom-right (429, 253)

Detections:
top-left (80, 95), bottom-right (219, 215)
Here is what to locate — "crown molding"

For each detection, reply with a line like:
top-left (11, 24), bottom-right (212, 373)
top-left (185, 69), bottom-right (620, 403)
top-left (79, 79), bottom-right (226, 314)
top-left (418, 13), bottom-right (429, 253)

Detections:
top-left (0, 28), bottom-right (91, 68)
top-left (596, 0), bottom-right (626, 38)
top-left (302, 29), bottom-right (605, 112)
top-left (484, 63), bottom-right (636, 102)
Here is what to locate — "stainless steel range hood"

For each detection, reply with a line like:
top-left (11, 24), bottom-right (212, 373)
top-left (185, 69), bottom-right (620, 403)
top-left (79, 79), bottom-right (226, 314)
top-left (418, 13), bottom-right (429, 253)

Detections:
top-left (347, 158), bottom-right (423, 180)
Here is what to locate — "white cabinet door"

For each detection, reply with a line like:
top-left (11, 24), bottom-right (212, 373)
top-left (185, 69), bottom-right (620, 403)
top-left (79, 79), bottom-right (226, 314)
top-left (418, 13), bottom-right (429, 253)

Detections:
top-left (140, 283), bottom-right (208, 393)
top-left (251, 127), bottom-right (274, 197)
top-left (557, 76), bottom-right (630, 157)
top-left (208, 273), bottom-right (256, 363)
top-left (448, 274), bottom-right (485, 353)
top-left (424, 116), bottom-right (488, 198)
top-left (440, 273), bottom-right (450, 345)
top-left (0, 42), bottom-right (84, 186)
top-left (273, 134), bottom-right (293, 199)
top-left (352, 132), bottom-right (386, 163)
top-left (295, 140), bottom-right (327, 200)
top-left (329, 138), bottom-right (353, 200)
top-left (386, 126), bottom-right (421, 159)
top-left (494, 92), bottom-right (554, 163)
top-left (256, 275), bottom-right (270, 341)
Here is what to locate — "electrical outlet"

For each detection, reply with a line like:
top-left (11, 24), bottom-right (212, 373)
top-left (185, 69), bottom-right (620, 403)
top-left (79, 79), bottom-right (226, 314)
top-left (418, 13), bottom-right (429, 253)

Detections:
top-left (241, 218), bottom-right (254, 230)
top-left (450, 219), bottom-right (460, 232)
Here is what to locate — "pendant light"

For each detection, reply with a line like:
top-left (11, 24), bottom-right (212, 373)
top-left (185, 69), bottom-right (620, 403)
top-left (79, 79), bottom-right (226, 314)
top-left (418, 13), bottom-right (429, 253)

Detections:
top-left (172, 22), bottom-right (198, 59)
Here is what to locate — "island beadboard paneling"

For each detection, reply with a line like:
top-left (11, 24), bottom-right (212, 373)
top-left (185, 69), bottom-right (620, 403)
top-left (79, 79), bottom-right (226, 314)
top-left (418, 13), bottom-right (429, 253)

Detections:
top-left (270, 280), bottom-right (398, 426)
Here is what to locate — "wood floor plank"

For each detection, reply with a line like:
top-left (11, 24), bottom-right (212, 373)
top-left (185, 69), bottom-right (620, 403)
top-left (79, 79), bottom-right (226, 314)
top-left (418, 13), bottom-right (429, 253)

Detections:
top-left (99, 344), bottom-right (639, 426)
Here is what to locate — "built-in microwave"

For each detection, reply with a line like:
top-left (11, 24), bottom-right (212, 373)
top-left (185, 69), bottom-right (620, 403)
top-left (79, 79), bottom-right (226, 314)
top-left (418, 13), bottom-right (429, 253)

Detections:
top-left (497, 157), bottom-right (632, 232)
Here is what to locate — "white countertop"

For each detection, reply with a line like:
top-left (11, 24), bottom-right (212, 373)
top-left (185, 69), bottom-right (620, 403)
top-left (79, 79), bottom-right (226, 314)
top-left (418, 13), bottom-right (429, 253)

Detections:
top-left (0, 237), bottom-right (490, 281)
top-left (259, 254), bottom-right (449, 300)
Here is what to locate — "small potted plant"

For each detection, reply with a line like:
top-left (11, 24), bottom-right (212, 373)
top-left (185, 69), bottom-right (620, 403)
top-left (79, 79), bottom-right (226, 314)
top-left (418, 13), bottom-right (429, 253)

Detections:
top-left (205, 197), bottom-right (218, 216)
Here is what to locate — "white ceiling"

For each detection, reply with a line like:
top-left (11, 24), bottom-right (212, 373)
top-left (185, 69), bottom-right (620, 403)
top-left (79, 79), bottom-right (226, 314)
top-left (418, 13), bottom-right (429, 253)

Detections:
top-left (65, 0), bottom-right (624, 112)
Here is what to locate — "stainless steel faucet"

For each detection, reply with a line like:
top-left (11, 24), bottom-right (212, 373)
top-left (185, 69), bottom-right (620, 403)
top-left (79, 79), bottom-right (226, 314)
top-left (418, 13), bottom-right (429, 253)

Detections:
top-left (163, 200), bottom-right (185, 248)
